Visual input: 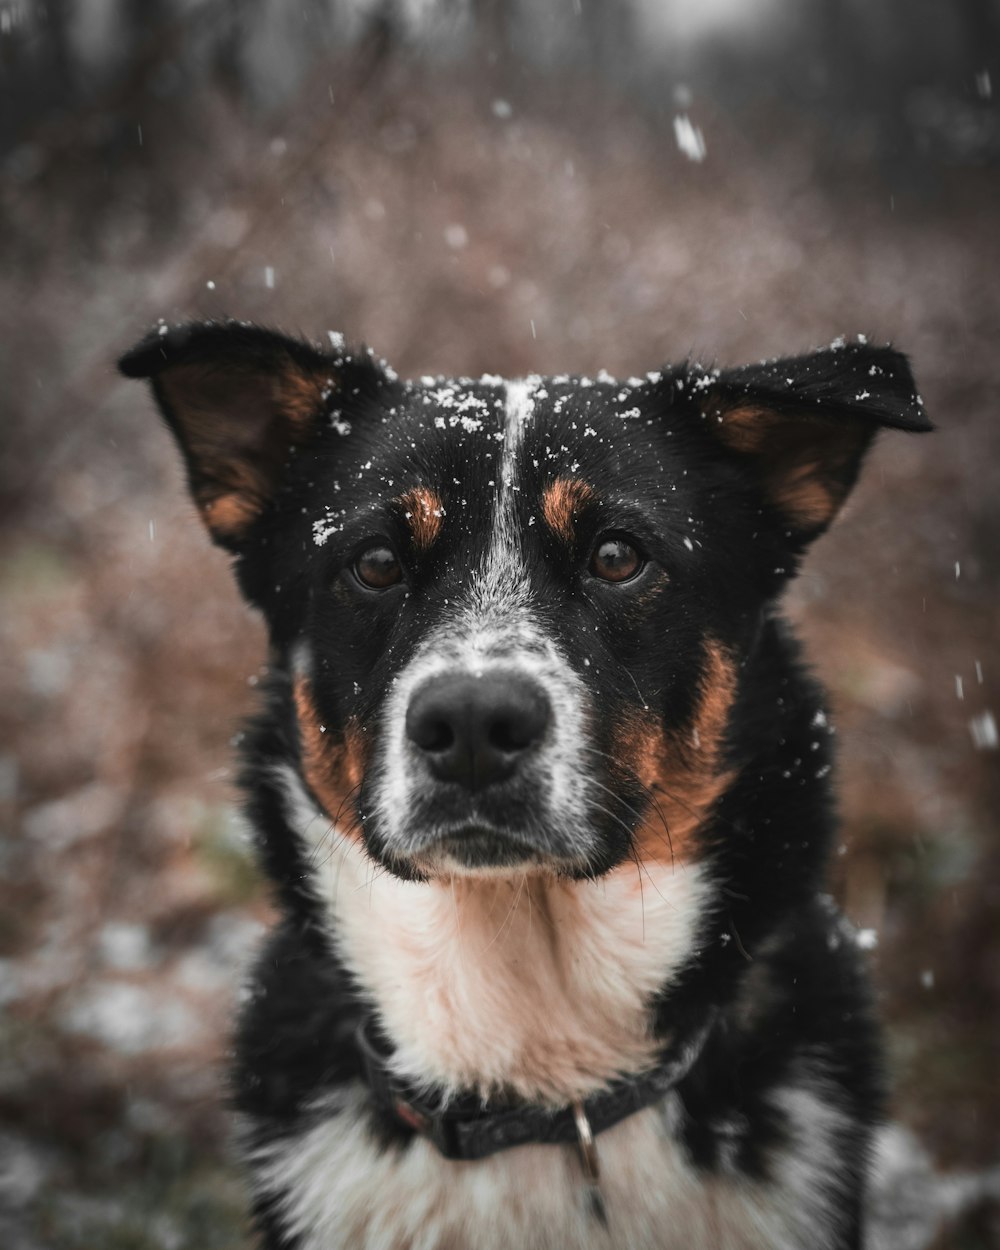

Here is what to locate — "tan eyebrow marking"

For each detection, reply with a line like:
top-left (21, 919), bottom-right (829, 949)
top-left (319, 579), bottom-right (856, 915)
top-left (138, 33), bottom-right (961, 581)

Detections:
top-left (541, 477), bottom-right (596, 543)
top-left (398, 486), bottom-right (445, 551)
top-left (293, 676), bottom-right (367, 840)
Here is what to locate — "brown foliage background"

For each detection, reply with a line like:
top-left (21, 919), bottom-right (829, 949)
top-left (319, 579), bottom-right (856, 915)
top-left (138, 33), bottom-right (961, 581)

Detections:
top-left (1, 5), bottom-right (998, 1246)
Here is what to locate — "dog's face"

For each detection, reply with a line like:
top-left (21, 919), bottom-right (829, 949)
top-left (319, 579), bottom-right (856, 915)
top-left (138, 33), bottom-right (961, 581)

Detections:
top-left (293, 369), bottom-right (755, 882)
top-left (121, 324), bottom-right (927, 884)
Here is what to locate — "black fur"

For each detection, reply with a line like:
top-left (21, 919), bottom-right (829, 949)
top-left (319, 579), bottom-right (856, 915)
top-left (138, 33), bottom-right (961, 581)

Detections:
top-left (120, 321), bottom-right (930, 1250)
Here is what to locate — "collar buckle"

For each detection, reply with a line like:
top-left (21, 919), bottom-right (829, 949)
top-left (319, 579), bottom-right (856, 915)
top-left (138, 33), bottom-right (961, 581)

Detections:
top-left (571, 1099), bottom-right (600, 1185)
top-left (572, 1099), bottom-right (608, 1226)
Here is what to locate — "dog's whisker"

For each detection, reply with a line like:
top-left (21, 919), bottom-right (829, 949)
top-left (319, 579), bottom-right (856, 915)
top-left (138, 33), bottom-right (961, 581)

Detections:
top-left (628, 846), bottom-right (646, 941)
top-left (482, 871), bottom-right (527, 953)
top-left (580, 738), bottom-right (740, 853)
top-left (577, 753), bottom-right (677, 868)
top-left (304, 779), bottom-right (365, 868)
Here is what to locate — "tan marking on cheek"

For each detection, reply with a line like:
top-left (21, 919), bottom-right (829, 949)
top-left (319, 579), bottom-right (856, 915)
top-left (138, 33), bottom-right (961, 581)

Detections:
top-left (541, 477), bottom-right (595, 543)
top-left (398, 486), bottom-right (444, 551)
top-left (293, 676), bottom-right (367, 838)
top-left (610, 640), bottom-right (737, 867)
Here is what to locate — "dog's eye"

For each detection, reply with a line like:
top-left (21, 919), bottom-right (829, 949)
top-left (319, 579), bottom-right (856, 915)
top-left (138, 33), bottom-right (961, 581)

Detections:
top-left (354, 545), bottom-right (402, 590)
top-left (590, 536), bottom-right (643, 583)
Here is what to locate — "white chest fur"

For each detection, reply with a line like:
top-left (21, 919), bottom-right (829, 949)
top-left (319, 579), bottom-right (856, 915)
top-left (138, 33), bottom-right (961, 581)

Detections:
top-left (286, 766), bottom-right (711, 1103)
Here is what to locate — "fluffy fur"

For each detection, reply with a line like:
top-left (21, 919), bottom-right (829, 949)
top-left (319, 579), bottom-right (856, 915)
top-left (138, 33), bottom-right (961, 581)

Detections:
top-left (120, 321), bottom-right (931, 1249)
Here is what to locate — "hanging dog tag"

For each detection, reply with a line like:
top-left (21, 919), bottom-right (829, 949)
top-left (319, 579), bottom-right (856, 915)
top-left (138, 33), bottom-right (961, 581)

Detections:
top-left (572, 1100), bottom-right (608, 1227)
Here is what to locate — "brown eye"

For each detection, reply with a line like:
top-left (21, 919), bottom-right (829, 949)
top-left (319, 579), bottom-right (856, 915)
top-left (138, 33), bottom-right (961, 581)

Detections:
top-left (354, 545), bottom-right (402, 590)
top-left (590, 536), bottom-right (643, 583)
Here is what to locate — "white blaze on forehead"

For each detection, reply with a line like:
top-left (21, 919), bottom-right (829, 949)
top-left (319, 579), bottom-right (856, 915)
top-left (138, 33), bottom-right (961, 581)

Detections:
top-left (502, 378), bottom-right (538, 457)
top-left (468, 377), bottom-right (540, 619)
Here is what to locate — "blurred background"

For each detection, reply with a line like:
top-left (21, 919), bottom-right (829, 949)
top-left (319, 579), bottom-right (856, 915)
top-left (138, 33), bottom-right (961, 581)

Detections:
top-left (1, 1), bottom-right (999, 1246)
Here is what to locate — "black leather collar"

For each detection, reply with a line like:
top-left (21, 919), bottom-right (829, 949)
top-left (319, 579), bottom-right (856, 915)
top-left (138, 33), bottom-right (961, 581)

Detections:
top-left (356, 1009), bottom-right (717, 1164)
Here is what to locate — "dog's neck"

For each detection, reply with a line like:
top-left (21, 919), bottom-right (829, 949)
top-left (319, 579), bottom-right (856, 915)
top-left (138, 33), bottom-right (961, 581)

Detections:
top-left (276, 764), bottom-right (712, 1105)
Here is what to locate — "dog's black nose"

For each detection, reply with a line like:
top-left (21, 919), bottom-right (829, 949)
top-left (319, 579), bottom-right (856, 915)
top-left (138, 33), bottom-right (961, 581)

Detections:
top-left (405, 672), bottom-right (550, 790)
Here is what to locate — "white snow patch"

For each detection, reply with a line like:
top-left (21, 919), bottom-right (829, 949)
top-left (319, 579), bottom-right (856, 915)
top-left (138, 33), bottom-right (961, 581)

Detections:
top-left (673, 114), bottom-right (706, 161)
top-left (97, 923), bottom-right (152, 971)
top-left (969, 710), bottom-right (998, 750)
top-left (62, 982), bottom-right (202, 1055)
top-left (313, 507), bottom-right (347, 545)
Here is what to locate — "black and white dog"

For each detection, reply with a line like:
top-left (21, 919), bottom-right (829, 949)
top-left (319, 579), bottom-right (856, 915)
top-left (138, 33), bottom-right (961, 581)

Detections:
top-left (120, 322), bottom-right (929, 1249)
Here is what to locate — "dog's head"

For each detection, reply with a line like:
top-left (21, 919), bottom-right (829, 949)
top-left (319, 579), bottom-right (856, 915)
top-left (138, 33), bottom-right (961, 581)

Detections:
top-left (121, 323), bottom-right (928, 883)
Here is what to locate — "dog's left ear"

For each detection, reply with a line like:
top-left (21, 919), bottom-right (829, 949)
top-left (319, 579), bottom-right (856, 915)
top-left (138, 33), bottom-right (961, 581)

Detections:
top-left (119, 321), bottom-right (339, 550)
top-left (694, 342), bottom-right (931, 539)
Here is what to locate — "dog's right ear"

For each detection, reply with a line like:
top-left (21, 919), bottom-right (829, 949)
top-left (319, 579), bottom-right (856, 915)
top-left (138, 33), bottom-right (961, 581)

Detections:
top-left (119, 321), bottom-right (340, 550)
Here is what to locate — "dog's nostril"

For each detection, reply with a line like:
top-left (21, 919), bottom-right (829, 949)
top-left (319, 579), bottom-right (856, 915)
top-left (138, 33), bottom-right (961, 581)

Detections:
top-left (406, 702), bottom-right (455, 753)
top-left (488, 698), bottom-right (548, 754)
top-left (420, 717), bottom-right (454, 753)
top-left (489, 717), bottom-right (524, 753)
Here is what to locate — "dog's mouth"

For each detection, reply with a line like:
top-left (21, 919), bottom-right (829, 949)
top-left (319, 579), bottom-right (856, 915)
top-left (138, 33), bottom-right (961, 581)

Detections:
top-left (434, 826), bottom-right (546, 871)
top-left (398, 822), bottom-right (584, 878)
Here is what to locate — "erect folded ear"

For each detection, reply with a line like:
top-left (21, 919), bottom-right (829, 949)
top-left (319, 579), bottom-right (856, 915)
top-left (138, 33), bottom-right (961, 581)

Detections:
top-left (119, 321), bottom-right (339, 549)
top-left (692, 341), bottom-right (932, 539)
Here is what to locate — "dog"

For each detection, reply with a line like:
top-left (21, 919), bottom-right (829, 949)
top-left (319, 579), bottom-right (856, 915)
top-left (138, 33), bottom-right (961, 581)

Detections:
top-left (119, 321), bottom-right (930, 1249)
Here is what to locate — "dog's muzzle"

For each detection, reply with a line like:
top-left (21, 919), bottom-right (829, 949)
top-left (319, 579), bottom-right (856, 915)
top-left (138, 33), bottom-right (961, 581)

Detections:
top-left (395, 668), bottom-right (569, 870)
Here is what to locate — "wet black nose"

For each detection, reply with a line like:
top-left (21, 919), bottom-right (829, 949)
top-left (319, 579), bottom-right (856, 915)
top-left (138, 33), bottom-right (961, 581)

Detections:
top-left (405, 672), bottom-right (551, 790)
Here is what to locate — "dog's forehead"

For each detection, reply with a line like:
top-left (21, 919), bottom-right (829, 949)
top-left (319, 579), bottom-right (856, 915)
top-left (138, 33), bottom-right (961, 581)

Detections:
top-left (379, 371), bottom-right (673, 492)
top-left (308, 371), bottom-right (695, 557)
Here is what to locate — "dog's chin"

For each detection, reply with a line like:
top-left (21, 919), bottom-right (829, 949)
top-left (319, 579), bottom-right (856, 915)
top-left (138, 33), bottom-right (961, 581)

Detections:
top-left (381, 825), bottom-right (585, 881)
top-left (431, 829), bottom-right (553, 876)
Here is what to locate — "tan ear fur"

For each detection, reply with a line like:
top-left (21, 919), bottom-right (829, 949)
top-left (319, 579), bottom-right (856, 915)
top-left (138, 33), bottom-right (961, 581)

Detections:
top-left (154, 359), bottom-right (333, 543)
top-left (692, 343), bottom-right (929, 537)
top-left (711, 403), bottom-right (871, 532)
